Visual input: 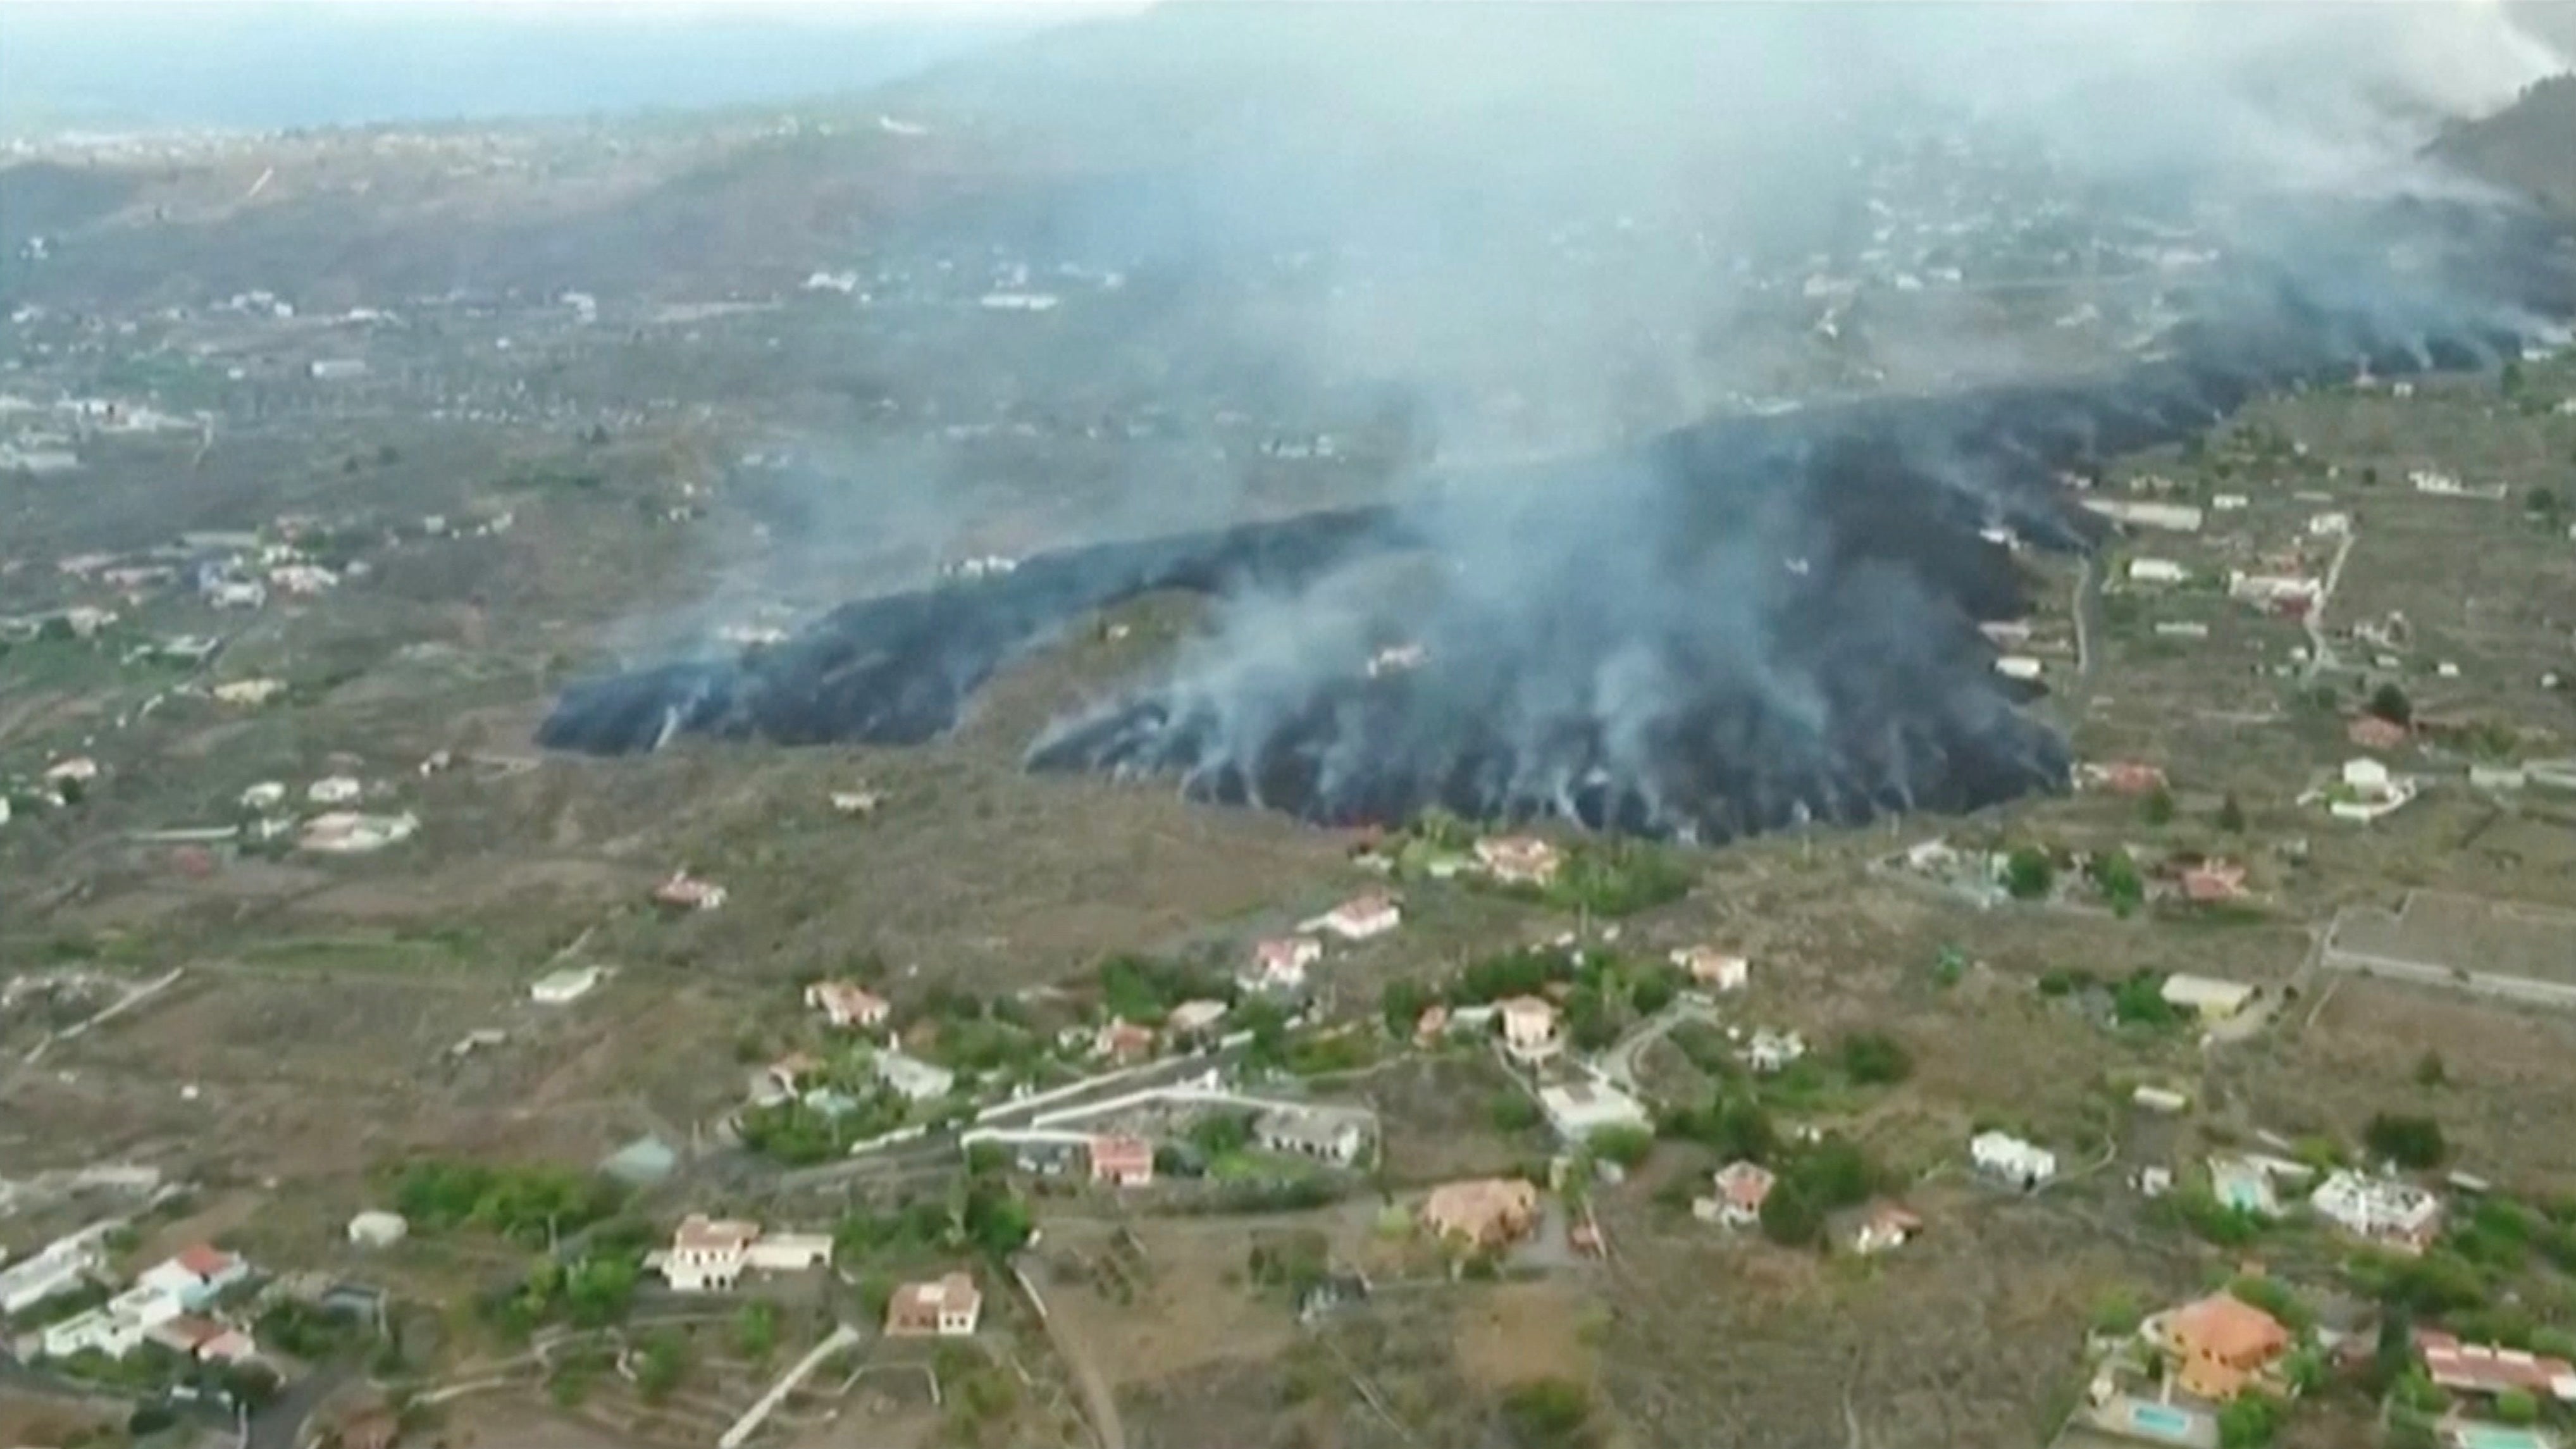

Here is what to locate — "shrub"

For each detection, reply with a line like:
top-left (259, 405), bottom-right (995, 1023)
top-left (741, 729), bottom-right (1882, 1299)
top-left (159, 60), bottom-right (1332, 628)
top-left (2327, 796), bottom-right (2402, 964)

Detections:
top-left (2004, 847), bottom-right (2055, 900)
top-left (1499, 1377), bottom-right (1595, 1447)
top-left (1587, 1126), bottom-right (1654, 1170)
top-left (1838, 1031), bottom-right (1913, 1086)
top-left (1492, 1091), bottom-right (1543, 1135)
top-left (2365, 1112), bottom-right (2446, 1169)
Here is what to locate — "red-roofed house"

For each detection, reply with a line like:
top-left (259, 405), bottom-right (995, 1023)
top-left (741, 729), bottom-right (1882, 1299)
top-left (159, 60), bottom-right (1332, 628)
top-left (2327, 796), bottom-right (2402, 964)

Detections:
top-left (1695, 1162), bottom-right (1776, 1229)
top-left (886, 1273), bottom-right (982, 1336)
top-left (651, 871), bottom-right (728, 911)
top-left (1093, 1018), bottom-right (1157, 1064)
top-left (1089, 1136), bottom-right (1156, 1188)
top-left (137, 1245), bottom-right (249, 1309)
top-left (2418, 1331), bottom-right (2576, 1403)
top-left (2182, 861), bottom-right (2248, 903)
top-left (2348, 716), bottom-right (2410, 751)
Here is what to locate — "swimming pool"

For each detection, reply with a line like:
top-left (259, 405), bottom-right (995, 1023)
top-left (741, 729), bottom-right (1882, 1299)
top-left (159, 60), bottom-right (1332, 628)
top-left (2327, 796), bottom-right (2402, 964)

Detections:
top-left (2453, 1427), bottom-right (2550, 1449)
top-left (2126, 1402), bottom-right (2196, 1440)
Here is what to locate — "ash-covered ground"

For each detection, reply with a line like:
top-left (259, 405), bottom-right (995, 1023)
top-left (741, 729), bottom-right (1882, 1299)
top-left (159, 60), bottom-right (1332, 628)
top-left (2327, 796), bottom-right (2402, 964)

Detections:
top-left (538, 197), bottom-right (2571, 843)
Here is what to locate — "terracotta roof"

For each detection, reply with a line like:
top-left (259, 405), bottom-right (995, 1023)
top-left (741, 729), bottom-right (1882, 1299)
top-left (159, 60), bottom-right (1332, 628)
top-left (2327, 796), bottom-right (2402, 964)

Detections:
top-left (2169, 1293), bottom-right (2291, 1364)
top-left (171, 1243), bottom-right (237, 1278)
top-left (2419, 1330), bottom-right (2576, 1397)
top-left (1091, 1135), bottom-right (1154, 1173)
top-left (672, 1215), bottom-right (760, 1253)
top-left (1713, 1161), bottom-right (1776, 1210)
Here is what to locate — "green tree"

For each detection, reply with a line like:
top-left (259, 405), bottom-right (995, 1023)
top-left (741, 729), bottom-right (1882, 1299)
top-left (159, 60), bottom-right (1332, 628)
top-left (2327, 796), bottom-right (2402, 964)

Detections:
top-left (2494, 1388), bottom-right (2539, 1426)
top-left (633, 1328), bottom-right (689, 1402)
top-left (2369, 682), bottom-right (2413, 726)
top-left (2414, 1051), bottom-right (2446, 1088)
top-left (2366, 1112), bottom-right (2447, 1169)
top-left (2217, 793), bottom-right (2248, 832)
top-left (1587, 1126), bottom-right (1654, 1170)
top-left (2216, 1393), bottom-right (2282, 1449)
top-left (2004, 847), bottom-right (2055, 900)
top-left (2143, 787), bottom-right (2176, 826)
top-left (2501, 359), bottom-right (2527, 397)
top-left (1629, 970), bottom-right (1677, 1017)
top-left (2527, 485), bottom-right (2563, 518)
top-left (2091, 850), bottom-right (2146, 917)
top-left (1380, 979), bottom-right (1435, 1038)
top-left (1757, 1181), bottom-right (1824, 1248)
top-left (733, 1301), bottom-right (778, 1362)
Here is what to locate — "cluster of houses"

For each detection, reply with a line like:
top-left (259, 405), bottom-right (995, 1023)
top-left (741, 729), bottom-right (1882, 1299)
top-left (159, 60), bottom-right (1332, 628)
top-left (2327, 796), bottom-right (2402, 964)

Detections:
top-left (2078, 1274), bottom-right (2572, 1449)
top-left (1241, 890), bottom-right (1404, 995)
top-left (6, 1235), bottom-right (263, 1369)
top-left (645, 1214), bottom-right (986, 1338)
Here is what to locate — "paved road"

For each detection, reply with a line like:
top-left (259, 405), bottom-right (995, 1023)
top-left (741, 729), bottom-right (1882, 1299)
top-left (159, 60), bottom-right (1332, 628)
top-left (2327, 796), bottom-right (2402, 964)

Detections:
top-left (1598, 998), bottom-right (1723, 1095)
top-left (246, 1363), bottom-right (351, 1449)
top-left (2300, 532), bottom-right (2358, 681)
top-left (2318, 946), bottom-right (2576, 1009)
top-left (719, 1321), bottom-right (861, 1449)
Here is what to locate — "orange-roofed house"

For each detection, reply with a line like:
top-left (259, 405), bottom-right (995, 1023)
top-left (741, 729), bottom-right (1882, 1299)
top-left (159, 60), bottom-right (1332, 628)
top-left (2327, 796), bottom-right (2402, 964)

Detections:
top-left (2348, 716), bottom-right (2410, 751)
top-left (2158, 1293), bottom-right (2291, 1400)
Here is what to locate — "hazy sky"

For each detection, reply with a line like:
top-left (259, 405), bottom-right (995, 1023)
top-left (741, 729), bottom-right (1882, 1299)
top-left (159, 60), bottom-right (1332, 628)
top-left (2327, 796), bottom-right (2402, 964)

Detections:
top-left (0, 1), bottom-right (1133, 132)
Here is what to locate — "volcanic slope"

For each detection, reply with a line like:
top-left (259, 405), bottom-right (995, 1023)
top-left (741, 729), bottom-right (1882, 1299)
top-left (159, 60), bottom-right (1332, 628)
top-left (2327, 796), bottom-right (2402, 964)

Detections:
top-left (538, 197), bottom-right (2570, 843)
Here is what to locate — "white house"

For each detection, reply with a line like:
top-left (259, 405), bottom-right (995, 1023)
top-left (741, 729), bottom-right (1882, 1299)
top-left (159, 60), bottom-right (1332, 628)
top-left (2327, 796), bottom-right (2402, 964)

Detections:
top-left (874, 1050), bottom-right (956, 1103)
top-left (1537, 1079), bottom-right (1650, 1141)
top-left (2160, 974), bottom-right (2259, 1022)
top-left (2128, 558), bottom-right (2189, 585)
top-left (1995, 655), bottom-right (2045, 682)
top-left (529, 965), bottom-right (604, 1005)
top-left (1747, 1029), bottom-right (1807, 1074)
top-left (1303, 892), bottom-right (1401, 942)
top-left (1671, 947), bottom-right (1749, 992)
top-left (805, 981), bottom-right (890, 1031)
top-left (0, 1226), bottom-right (110, 1315)
top-left (2325, 757), bottom-right (2419, 823)
top-left (1242, 936), bottom-right (1323, 993)
top-left (1499, 996), bottom-right (1562, 1064)
top-left (137, 1245), bottom-right (248, 1309)
top-left (1971, 1131), bottom-right (2057, 1190)
top-left (2311, 1171), bottom-right (2443, 1250)
top-left (745, 1232), bottom-right (833, 1274)
top-left (306, 775), bottom-right (362, 805)
top-left (347, 1211), bottom-right (409, 1248)
top-left (659, 1216), bottom-right (757, 1291)
top-left (1475, 835), bottom-right (1563, 886)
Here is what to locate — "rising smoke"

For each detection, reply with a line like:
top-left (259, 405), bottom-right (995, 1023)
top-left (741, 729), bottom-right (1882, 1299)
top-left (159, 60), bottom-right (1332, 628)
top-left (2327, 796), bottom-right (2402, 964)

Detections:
top-left (541, 3), bottom-right (2575, 843)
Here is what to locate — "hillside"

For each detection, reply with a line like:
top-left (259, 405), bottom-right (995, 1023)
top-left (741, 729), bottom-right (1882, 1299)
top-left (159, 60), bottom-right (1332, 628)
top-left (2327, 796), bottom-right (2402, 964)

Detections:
top-left (2435, 72), bottom-right (2576, 215)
